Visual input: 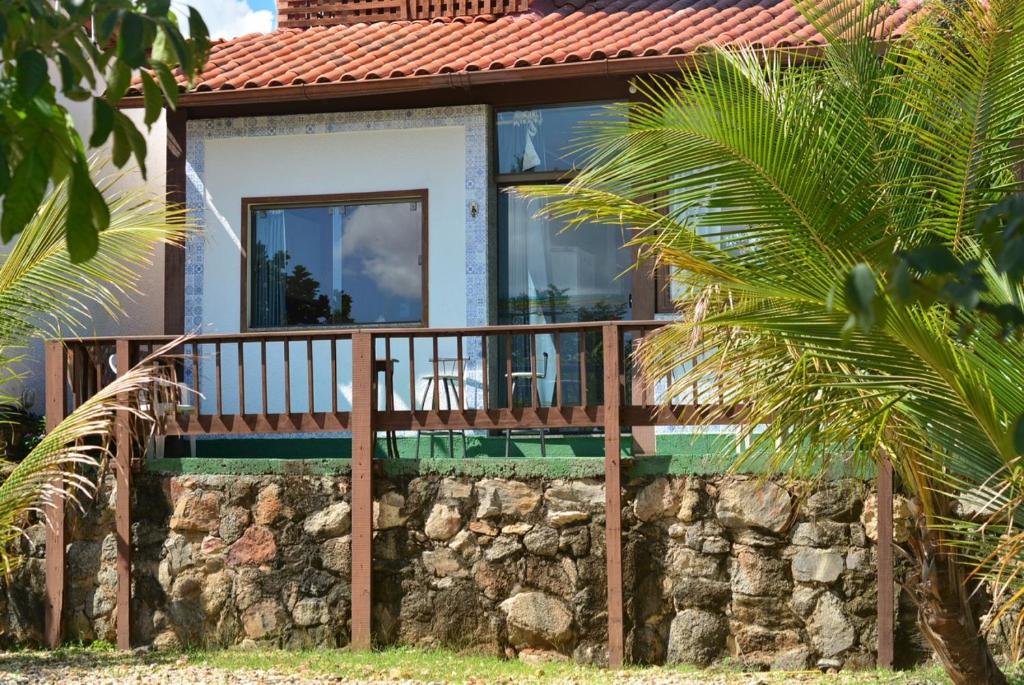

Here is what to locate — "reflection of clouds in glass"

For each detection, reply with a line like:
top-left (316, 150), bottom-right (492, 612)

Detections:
top-left (341, 203), bottom-right (422, 299)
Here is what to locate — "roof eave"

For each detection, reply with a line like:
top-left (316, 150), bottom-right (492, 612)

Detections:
top-left (120, 45), bottom-right (825, 110)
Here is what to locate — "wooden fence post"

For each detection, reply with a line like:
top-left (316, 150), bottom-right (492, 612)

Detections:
top-left (602, 325), bottom-right (625, 668)
top-left (350, 332), bottom-right (374, 650)
top-left (43, 341), bottom-right (67, 648)
top-left (114, 340), bottom-right (132, 650)
top-left (877, 456), bottom-right (895, 669)
top-left (630, 337), bottom-right (656, 456)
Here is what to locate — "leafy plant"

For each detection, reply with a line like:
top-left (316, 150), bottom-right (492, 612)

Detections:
top-left (0, 1), bottom-right (209, 262)
top-left (525, 0), bottom-right (1024, 682)
top-left (0, 163), bottom-right (189, 572)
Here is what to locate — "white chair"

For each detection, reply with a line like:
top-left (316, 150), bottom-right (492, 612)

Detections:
top-left (108, 354), bottom-right (196, 459)
top-left (504, 352), bottom-right (549, 458)
top-left (415, 357), bottom-right (468, 458)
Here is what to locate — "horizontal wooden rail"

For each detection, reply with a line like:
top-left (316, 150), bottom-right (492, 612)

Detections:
top-left (53, 320), bottom-right (734, 440)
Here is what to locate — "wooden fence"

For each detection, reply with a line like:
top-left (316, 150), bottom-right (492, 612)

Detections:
top-left (41, 320), bottom-right (895, 667)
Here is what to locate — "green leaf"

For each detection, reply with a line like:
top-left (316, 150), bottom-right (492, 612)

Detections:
top-left (998, 236), bottom-right (1024, 282)
top-left (139, 72), bottom-right (163, 127)
top-left (145, 0), bottom-right (172, 17)
top-left (904, 245), bottom-right (960, 275)
top-left (110, 124), bottom-right (130, 168)
top-left (66, 163), bottom-right (102, 263)
top-left (118, 12), bottom-right (147, 69)
top-left (58, 34), bottom-right (97, 90)
top-left (187, 7), bottom-right (211, 63)
top-left (153, 62), bottom-right (179, 110)
top-left (844, 263), bottom-right (876, 332)
top-left (1, 152), bottom-right (49, 242)
top-left (160, 19), bottom-right (192, 75)
top-left (97, 9), bottom-right (122, 44)
top-left (0, 14), bottom-right (7, 43)
top-left (151, 27), bottom-right (177, 67)
top-left (891, 260), bottom-right (912, 303)
top-left (1014, 415), bottom-right (1024, 456)
top-left (104, 59), bottom-right (131, 102)
top-left (58, 54), bottom-right (77, 95)
top-left (90, 98), bottom-right (115, 148)
top-left (16, 50), bottom-right (47, 99)
top-left (0, 145), bottom-right (9, 196)
top-left (111, 112), bottom-right (148, 177)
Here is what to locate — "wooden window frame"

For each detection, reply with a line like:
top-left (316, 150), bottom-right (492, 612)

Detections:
top-left (240, 190), bottom-right (429, 332)
top-left (655, 265), bottom-right (675, 314)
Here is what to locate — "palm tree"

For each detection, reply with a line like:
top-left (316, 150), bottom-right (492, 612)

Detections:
top-left (524, 1), bottom-right (1024, 682)
top-left (0, 165), bottom-right (188, 573)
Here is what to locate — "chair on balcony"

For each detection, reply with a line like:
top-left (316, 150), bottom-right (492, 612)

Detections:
top-left (505, 351), bottom-right (549, 458)
top-left (415, 357), bottom-right (468, 458)
top-left (108, 353), bottom-right (196, 459)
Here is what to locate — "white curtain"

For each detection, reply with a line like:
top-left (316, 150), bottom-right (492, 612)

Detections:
top-left (251, 209), bottom-right (287, 327)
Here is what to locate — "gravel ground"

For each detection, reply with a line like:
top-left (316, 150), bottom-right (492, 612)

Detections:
top-left (0, 652), bottom-right (950, 685)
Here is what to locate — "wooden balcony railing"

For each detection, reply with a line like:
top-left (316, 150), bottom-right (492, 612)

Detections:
top-left (40, 320), bottom-right (895, 669)
top-left (50, 320), bottom-right (740, 447)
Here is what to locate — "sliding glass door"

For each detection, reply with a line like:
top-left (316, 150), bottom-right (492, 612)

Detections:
top-left (495, 102), bottom-right (640, 408)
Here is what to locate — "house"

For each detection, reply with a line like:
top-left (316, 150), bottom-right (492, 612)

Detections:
top-left (33, 0), bottom-right (917, 664)
top-left (118, 0), bottom-right (917, 441)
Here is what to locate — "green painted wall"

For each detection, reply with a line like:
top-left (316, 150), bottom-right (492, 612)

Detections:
top-left (145, 433), bottom-right (872, 479)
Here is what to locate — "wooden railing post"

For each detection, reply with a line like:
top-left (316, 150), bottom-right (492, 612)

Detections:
top-left (630, 336), bottom-right (656, 456)
top-left (114, 340), bottom-right (132, 650)
top-left (350, 332), bottom-right (374, 650)
top-left (43, 341), bottom-right (67, 648)
top-left (877, 456), bottom-right (895, 669)
top-left (602, 325), bottom-right (625, 668)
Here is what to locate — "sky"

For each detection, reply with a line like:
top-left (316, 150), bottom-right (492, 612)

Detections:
top-left (175, 0), bottom-right (277, 39)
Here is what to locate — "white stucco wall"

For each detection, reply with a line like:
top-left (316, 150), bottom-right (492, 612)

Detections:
top-left (188, 107), bottom-right (491, 416)
top-left (12, 98), bottom-right (167, 411)
top-left (200, 126), bottom-right (467, 334)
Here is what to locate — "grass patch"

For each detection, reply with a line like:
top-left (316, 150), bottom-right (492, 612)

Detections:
top-left (186, 647), bottom-right (952, 684)
top-left (0, 645), bottom-right (964, 684)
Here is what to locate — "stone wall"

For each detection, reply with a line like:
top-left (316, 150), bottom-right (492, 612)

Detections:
top-left (8, 469), bottom-right (908, 669)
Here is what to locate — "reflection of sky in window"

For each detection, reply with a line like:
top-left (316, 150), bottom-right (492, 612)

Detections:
top-left (254, 200), bottom-right (422, 325)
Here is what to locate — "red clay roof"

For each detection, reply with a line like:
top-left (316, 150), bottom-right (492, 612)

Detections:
top-left (164, 0), bottom-right (921, 96)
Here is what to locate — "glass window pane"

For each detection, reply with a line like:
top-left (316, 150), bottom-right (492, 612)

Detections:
top-left (497, 191), bottom-right (632, 325)
top-left (496, 103), bottom-right (617, 175)
top-left (496, 191), bottom-right (631, 408)
top-left (249, 197), bottom-right (423, 328)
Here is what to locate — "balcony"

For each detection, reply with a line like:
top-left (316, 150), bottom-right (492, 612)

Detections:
top-left (49, 320), bottom-right (738, 459)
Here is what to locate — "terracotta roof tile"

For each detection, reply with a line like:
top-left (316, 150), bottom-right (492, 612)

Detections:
top-left (152, 0), bottom-right (921, 97)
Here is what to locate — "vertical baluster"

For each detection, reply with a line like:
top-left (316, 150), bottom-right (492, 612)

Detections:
top-left (187, 342), bottom-right (197, 414)
top-left (93, 342), bottom-right (102, 393)
top-left (578, 330), bottom-right (588, 406)
top-left (481, 334), bottom-right (489, 411)
top-left (456, 336), bottom-right (464, 411)
top-left (554, 332), bottom-right (562, 408)
top-left (307, 338), bottom-right (314, 413)
top-left (237, 341), bottom-right (246, 415)
top-left (215, 342), bottom-right (223, 417)
top-left (504, 333), bottom-right (513, 409)
top-left (431, 336), bottom-right (440, 410)
top-left (284, 338), bottom-right (292, 414)
top-left (260, 340), bottom-right (268, 415)
top-left (408, 337), bottom-right (417, 410)
top-left (384, 336), bottom-right (394, 412)
top-left (330, 338), bottom-right (338, 414)
top-left (529, 332), bottom-right (538, 408)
